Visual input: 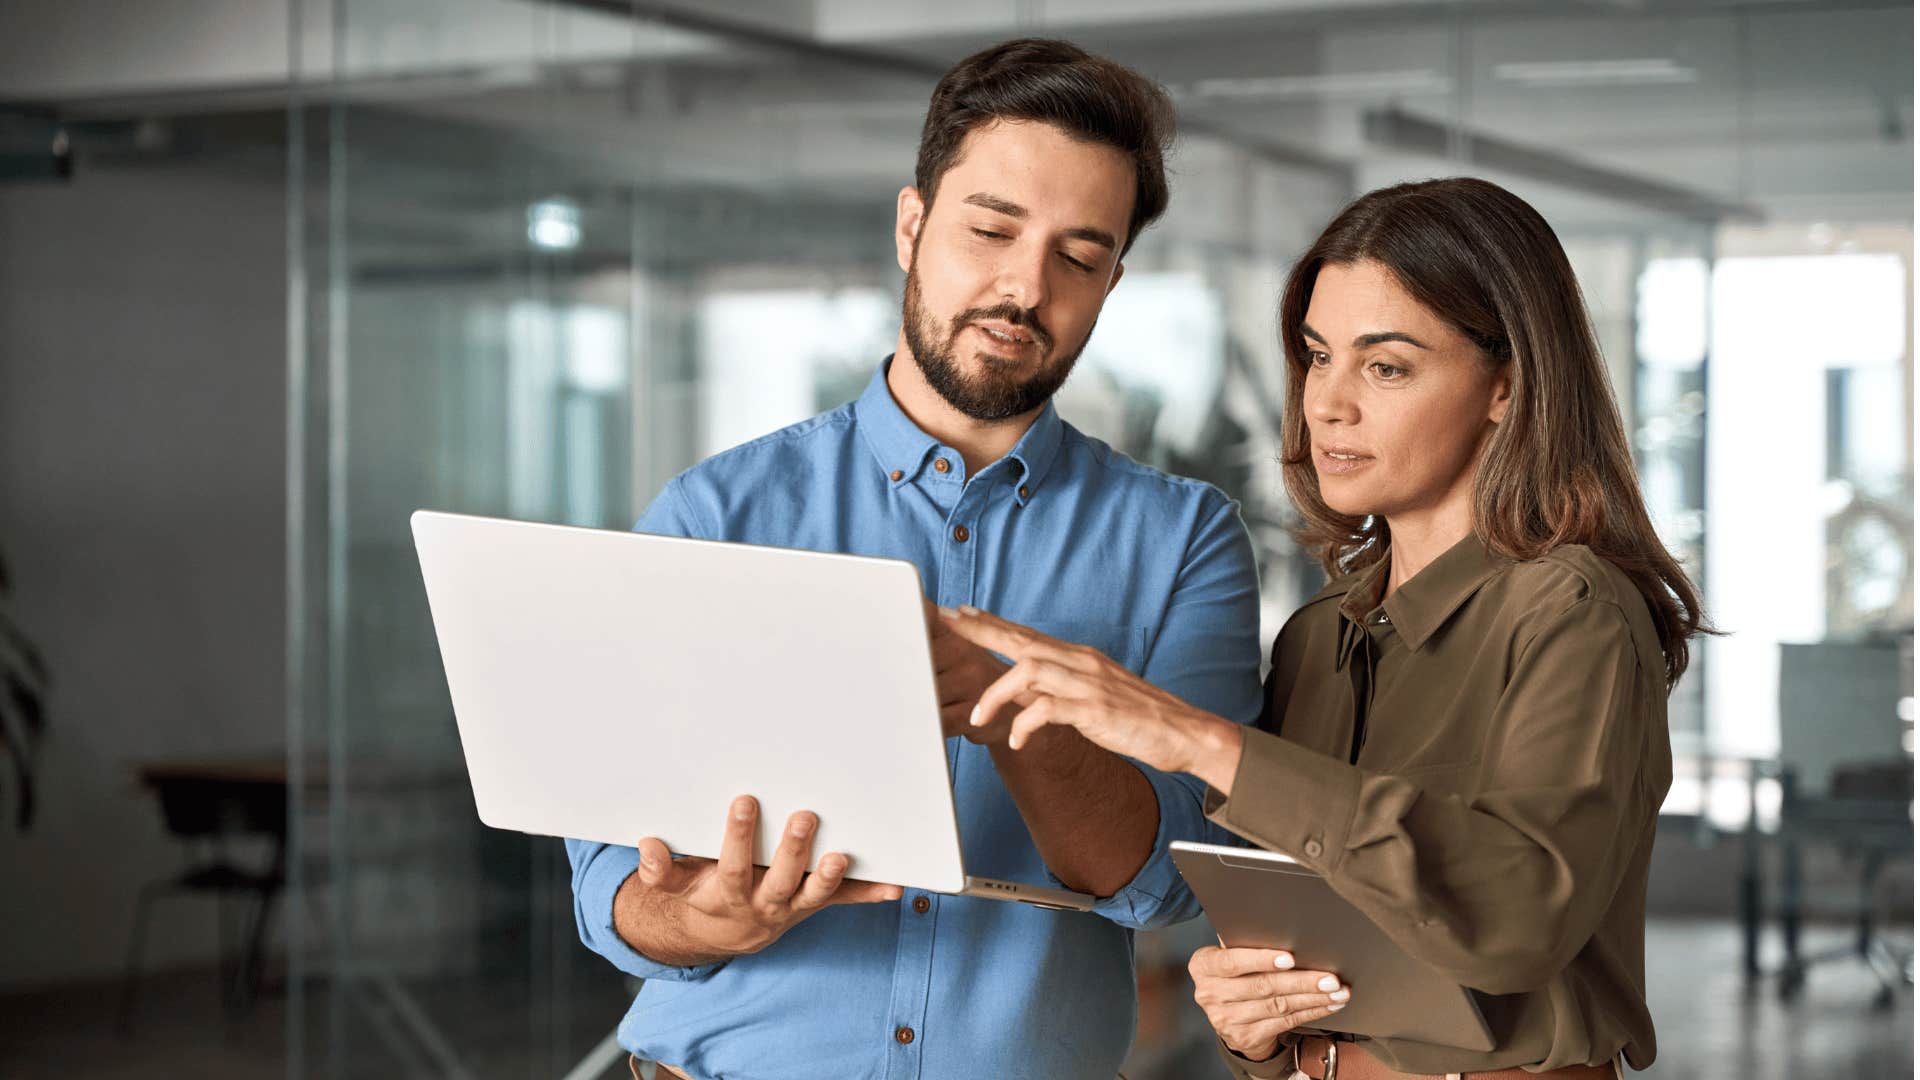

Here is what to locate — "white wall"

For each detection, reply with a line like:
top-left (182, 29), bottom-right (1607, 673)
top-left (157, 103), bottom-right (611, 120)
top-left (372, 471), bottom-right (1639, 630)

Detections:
top-left (0, 158), bottom-right (287, 987)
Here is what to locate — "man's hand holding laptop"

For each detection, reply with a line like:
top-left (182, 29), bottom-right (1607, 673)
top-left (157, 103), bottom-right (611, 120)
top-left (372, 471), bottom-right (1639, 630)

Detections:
top-left (620, 796), bottom-right (905, 967)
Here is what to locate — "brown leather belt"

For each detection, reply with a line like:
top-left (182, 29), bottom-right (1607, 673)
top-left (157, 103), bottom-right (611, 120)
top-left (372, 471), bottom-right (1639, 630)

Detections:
top-left (1295, 1036), bottom-right (1615, 1080)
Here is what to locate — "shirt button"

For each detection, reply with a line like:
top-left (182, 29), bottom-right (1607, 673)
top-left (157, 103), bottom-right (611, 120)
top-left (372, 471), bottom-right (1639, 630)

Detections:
top-left (1018, 484), bottom-right (1030, 499)
top-left (895, 1025), bottom-right (915, 1045)
top-left (1304, 839), bottom-right (1324, 859)
top-left (952, 525), bottom-right (969, 543)
top-left (889, 469), bottom-right (903, 482)
top-left (933, 457), bottom-right (950, 474)
top-left (912, 895), bottom-right (930, 914)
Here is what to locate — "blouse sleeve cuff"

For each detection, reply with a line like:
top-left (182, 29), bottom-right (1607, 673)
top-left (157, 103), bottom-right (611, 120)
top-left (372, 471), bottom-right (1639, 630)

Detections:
top-left (1203, 727), bottom-right (1360, 875)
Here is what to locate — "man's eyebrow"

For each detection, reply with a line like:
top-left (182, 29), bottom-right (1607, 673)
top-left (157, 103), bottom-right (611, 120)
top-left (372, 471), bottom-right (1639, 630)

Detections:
top-left (963, 192), bottom-right (1027, 218)
top-left (962, 192), bottom-right (1118, 252)
top-left (1065, 226), bottom-right (1117, 252)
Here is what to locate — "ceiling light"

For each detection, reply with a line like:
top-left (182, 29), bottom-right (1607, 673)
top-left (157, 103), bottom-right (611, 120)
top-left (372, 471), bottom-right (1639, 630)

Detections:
top-left (1186, 70), bottom-right (1451, 101)
top-left (1494, 59), bottom-right (1698, 87)
top-left (527, 198), bottom-right (581, 251)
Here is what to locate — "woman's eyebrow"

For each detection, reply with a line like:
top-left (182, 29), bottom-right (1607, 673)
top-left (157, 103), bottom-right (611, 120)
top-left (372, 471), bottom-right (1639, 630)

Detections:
top-left (1354, 331), bottom-right (1430, 350)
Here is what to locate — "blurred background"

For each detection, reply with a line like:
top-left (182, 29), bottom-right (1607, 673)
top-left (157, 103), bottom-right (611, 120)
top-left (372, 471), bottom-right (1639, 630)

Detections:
top-left (0, 1), bottom-right (1911, 1077)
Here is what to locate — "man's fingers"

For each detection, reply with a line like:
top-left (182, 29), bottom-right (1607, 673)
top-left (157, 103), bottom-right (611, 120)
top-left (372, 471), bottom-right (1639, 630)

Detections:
top-left (635, 837), bottom-right (701, 895)
top-left (716, 795), bottom-right (758, 898)
top-left (755, 810), bottom-right (817, 906)
top-left (826, 876), bottom-right (907, 905)
top-left (790, 852), bottom-right (845, 910)
top-left (1190, 945), bottom-right (1302, 980)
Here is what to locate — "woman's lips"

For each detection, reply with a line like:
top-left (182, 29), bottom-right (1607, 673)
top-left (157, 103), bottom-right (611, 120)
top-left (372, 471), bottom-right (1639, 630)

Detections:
top-left (1316, 446), bottom-right (1373, 475)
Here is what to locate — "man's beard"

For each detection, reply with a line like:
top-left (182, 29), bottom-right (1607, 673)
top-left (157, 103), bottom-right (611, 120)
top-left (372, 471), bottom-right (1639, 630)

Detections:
top-left (900, 254), bottom-right (1089, 423)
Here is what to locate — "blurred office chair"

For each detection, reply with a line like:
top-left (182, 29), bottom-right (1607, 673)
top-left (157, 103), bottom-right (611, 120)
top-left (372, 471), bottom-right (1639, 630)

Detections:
top-left (117, 760), bottom-right (288, 1033)
top-left (1775, 757), bottom-right (1914, 1006)
top-left (1773, 640), bottom-right (1914, 1007)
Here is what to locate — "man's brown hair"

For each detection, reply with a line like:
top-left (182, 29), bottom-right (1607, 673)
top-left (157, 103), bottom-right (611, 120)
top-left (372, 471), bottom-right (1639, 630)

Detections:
top-left (914, 38), bottom-right (1174, 255)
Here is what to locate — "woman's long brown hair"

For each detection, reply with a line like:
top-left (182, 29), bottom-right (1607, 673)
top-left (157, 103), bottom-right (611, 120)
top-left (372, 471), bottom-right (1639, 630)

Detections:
top-left (1279, 177), bottom-right (1708, 685)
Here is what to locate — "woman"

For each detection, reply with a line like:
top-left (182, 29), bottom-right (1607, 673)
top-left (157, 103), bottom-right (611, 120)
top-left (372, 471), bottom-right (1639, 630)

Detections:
top-left (942, 177), bottom-right (1704, 1079)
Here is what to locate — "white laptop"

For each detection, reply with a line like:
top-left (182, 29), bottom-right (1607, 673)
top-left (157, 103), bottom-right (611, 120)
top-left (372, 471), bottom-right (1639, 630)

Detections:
top-left (411, 509), bottom-right (1094, 911)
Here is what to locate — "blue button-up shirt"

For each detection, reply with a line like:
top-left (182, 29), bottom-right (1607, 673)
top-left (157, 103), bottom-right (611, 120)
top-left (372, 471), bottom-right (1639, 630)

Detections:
top-left (566, 360), bottom-right (1263, 1080)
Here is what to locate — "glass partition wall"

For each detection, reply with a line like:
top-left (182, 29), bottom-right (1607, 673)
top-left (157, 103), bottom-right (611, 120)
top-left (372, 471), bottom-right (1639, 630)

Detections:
top-left (286, 2), bottom-right (1912, 1076)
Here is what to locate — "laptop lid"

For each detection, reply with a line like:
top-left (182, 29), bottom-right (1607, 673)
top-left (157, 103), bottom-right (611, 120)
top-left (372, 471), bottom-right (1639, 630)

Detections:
top-left (411, 510), bottom-right (969, 894)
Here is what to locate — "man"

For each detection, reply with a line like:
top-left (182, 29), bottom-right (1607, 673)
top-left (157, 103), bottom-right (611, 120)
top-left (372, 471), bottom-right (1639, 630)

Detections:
top-left (566, 38), bottom-right (1263, 1079)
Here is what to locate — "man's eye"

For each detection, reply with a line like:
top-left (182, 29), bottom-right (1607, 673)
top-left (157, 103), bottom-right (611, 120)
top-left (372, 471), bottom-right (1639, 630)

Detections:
top-left (971, 228), bottom-right (1009, 241)
top-left (1060, 253), bottom-right (1093, 272)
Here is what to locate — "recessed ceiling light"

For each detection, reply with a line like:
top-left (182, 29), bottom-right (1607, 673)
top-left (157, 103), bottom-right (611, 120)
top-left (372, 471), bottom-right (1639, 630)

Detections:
top-left (1185, 70), bottom-right (1452, 101)
top-left (1494, 59), bottom-right (1698, 87)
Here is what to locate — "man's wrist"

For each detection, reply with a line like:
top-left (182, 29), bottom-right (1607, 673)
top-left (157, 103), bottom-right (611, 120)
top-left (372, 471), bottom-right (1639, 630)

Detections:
top-left (614, 873), bottom-right (736, 968)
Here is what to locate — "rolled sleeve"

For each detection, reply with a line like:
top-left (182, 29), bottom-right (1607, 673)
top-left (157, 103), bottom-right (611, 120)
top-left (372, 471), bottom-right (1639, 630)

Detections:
top-left (1055, 761), bottom-right (1221, 929)
top-left (564, 838), bottom-right (728, 982)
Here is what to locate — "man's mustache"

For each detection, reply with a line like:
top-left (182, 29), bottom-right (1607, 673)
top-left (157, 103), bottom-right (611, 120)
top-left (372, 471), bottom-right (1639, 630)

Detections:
top-left (951, 304), bottom-right (1053, 353)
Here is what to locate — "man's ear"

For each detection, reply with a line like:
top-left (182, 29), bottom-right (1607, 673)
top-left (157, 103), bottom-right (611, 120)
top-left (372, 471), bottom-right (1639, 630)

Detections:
top-left (1488, 369), bottom-right (1514, 424)
top-left (895, 186), bottom-right (926, 274)
top-left (1104, 260), bottom-right (1126, 297)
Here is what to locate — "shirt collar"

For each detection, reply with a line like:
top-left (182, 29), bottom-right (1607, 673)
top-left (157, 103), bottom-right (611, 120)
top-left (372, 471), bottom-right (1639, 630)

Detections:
top-left (1337, 533), bottom-right (1509, 652)
top-left (854, 356), bottom-right (1066, 504)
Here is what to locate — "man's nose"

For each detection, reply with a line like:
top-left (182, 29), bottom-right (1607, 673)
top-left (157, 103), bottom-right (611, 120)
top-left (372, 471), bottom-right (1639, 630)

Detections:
top-left (994, 242), bottom-right (1050, 312)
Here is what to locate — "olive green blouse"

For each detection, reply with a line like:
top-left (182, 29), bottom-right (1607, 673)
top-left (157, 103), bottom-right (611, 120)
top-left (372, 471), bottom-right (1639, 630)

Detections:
top-left (1207, 535), bottom-right (1671, 1077)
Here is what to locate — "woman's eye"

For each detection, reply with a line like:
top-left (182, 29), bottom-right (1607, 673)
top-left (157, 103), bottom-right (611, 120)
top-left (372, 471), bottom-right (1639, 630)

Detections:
top-left (1370, 362), bottom-right (1406, 380)
top-left (1305, 349), bottom-right (1330, 367)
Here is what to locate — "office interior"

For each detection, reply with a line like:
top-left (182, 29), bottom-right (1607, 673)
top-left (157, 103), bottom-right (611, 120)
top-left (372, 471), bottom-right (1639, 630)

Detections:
top-left (0, 0), bottom-right (1911, 1077)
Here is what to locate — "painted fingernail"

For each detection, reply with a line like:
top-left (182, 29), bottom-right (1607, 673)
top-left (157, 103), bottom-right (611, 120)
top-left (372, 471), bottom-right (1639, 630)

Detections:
top-left (959, 604), bottom-right (980, 615)
top-left (1273, 953), bottom-right (1295, 970)
top-left (1317, 975), bottom-right (1339, 992)
top-left (732, 797), bottom-right (753, 821)
top-left (1331, 988), bottom-right (1350, 1003)
top-left (1328, 1003), bottom-right (1346, 1012)
top-left (969, 705), bottom-right (984, 726)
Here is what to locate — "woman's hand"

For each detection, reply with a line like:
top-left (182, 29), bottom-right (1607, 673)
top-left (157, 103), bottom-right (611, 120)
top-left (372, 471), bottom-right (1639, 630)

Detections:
top-left (936, 606), bottom-right (1243, 789)
top-left (1189, 946), bottom-right (1350, 1063)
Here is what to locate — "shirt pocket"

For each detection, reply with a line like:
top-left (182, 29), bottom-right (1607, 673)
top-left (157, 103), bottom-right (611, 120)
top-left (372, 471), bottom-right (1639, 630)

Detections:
top-left (1024, 619), bottom-right (1155, 673)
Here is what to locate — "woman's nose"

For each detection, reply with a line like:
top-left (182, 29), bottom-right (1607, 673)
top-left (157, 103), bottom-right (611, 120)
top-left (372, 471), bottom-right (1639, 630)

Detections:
top-left (1308, 364), bottom-right (1361, 424)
